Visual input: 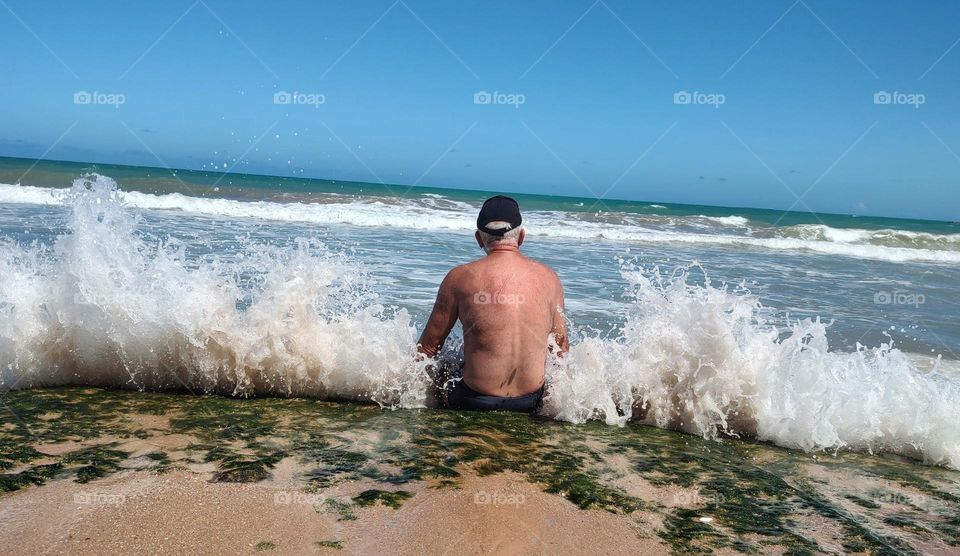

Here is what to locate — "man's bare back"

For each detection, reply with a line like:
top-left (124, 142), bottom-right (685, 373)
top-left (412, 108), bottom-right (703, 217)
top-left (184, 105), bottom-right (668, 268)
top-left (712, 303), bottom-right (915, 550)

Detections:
top-left (417, 196), bottom-right (568, 407)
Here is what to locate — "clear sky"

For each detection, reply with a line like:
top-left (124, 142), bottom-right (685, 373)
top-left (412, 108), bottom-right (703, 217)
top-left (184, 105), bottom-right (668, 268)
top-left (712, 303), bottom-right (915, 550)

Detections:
top-left (1, 1), bottom-right (958, 220)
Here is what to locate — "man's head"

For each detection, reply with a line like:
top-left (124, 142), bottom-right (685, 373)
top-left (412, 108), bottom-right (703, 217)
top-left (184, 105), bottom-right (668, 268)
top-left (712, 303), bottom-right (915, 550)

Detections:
top-left (475, 195), bottom-right (525, 253)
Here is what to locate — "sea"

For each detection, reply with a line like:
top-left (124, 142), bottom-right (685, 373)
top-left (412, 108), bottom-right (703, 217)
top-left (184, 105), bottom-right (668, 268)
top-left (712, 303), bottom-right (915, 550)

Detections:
top-left (1, 155), bottom-right (958, 470)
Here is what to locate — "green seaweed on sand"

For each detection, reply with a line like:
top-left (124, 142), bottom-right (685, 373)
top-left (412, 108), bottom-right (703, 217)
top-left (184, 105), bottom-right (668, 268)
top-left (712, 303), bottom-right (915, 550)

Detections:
top-left (2, 387), bottom-right (959, 554)
top-left (845, 494), bottom-right (881, 509)
top-left (931, 515), bottom-right (960, 546)
top-left (173, 397), bottom-right (287, 482)
top-left (292, 436), bottom-right (369, 488)
top-left (61, 445), bottom-right (128, 483)
top-left (314, 540), bottom-right (343, 550)
top-left (142, 450), bottom-right (173, 472)
top-left (322, 498), bottom-right (358, 521)
top-left (352, 489), bottom-right (413, 509)
top-left (189, 443), bottom-right (286, 483)
top-left (0, 441), bottom-right (44, 471)
top-left (0, 387), bottom-right (163, 443)
top-left (0, 463), bottom-right (63, 492)
top-left (169, 395), bottom-right (280, 441)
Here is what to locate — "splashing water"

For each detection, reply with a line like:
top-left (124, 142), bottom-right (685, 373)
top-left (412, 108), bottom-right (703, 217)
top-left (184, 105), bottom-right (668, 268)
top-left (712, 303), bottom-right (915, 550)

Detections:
top-left (0, 174), bottom-right (431, 406)
top-left (1, 174), bottom-right (958, 469)
top-left (543, 265), bottom-right (960, 468)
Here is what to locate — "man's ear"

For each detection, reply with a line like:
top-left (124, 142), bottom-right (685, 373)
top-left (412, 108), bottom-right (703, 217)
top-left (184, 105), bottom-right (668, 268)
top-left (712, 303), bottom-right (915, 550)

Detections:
top-left (518, 228), bottom-right (525, 247)
top-left (475, 230), bottom-right (484, 249)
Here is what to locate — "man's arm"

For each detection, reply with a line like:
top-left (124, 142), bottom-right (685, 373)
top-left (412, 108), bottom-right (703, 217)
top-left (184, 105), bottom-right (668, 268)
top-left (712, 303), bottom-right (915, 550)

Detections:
top-left (417, 268), bottom-right (461, 358)
top-left (551, 275), bottom-right (570, 356)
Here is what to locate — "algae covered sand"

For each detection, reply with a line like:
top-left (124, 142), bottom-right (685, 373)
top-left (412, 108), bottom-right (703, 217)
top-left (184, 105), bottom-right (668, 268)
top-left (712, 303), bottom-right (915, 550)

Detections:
top-left (1, 387), bottom-right (958, 554)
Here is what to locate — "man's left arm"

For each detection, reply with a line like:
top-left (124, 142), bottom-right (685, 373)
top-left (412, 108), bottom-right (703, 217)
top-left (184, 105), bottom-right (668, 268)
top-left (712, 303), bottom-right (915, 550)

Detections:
top-left (551, 274), bottom-right (570, 356)
top-left (417, 268), bottom-right (460, 358)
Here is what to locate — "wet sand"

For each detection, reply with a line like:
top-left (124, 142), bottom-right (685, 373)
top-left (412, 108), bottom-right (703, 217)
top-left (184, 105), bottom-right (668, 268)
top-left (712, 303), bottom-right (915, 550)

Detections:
top-left (0, 468), bottom-right (666, 555)
top-left (2, 387), bottom-right (959, 555)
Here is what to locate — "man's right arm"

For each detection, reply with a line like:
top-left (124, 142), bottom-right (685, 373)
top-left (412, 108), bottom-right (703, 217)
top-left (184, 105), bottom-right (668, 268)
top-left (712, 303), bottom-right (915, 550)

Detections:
top-left (417, 268), bottom-right (461, 358)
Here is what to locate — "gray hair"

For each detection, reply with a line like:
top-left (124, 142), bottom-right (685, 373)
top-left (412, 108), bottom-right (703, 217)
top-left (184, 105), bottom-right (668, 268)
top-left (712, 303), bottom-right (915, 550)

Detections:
top-left (478, 221), bottom-right (523, 252)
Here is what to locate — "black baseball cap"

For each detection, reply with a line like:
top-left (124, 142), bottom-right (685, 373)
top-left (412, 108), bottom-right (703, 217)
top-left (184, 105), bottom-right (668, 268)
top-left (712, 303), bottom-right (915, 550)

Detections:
top-left (477, 195), bottom-right (522, 236)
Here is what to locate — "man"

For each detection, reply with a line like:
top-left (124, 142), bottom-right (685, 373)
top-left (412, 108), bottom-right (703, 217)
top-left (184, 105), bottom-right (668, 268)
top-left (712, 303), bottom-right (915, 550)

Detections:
top-left (417, 195), bottom-right (569, 412)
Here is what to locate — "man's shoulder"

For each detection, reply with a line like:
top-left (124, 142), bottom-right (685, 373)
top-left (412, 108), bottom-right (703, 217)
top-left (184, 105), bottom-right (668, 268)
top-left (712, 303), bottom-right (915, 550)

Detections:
top-left (527, 258), bottom-right (561, 282)
top-left (449, 261), bottom-right (477, 275)
top-left (449, 255), bottom-right (559, 284)
top-left (442, 263), bottom-right (475, 285)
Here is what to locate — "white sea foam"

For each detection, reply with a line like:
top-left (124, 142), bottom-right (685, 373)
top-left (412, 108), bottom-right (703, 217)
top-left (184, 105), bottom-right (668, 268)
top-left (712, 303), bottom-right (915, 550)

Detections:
top-left (2, 174), bottom-right (959, 469)
top-left (1, 182), bottom-right (957, 264)
top-left (0, 175), bottom-right (431, 407)
top-left (542, 264), bottom-right (960, 468)
top-left (698, 214), bottom-right (750, 226)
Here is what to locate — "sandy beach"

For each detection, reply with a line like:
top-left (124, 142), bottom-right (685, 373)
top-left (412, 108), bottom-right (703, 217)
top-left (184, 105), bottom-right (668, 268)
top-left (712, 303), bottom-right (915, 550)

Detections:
top-left (0, 467), bottom-right (669, 555)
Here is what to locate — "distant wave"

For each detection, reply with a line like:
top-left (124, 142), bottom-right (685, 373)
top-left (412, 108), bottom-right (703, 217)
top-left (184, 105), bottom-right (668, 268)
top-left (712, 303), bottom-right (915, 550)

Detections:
top-left (697, 214), bottom-right (750, 226)
top-left (1, 182), bottom-right (958, 264)
top-left (2, 174), bottom-right (958, 470)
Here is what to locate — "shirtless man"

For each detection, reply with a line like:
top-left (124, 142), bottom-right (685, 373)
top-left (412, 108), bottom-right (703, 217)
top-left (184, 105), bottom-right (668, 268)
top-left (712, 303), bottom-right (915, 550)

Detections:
top-left (417, 195), bottom-right (569, 412)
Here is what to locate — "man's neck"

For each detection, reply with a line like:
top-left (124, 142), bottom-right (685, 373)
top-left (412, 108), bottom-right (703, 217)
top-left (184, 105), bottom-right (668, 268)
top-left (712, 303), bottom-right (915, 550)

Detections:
top-left (486, 245), bottom-right (520, 255)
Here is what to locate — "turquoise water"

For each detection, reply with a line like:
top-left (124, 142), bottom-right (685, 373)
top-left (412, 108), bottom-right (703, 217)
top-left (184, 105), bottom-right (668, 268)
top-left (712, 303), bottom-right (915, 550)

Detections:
top-left (3, 155), bottom-right (957, 233)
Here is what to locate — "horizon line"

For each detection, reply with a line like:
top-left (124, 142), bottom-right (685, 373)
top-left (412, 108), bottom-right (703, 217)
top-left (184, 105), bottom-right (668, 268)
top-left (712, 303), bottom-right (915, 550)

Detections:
top-left (0, 154), bottom-right (954, 226)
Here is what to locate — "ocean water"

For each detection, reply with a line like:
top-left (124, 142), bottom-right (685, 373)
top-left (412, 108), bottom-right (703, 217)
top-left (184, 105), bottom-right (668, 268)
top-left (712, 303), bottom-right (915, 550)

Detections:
top-left (1, 156), bottom-right (958, 469)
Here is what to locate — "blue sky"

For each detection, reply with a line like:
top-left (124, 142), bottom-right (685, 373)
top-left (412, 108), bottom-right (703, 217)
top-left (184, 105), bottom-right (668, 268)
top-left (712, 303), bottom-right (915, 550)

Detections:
top-left (1, 0), bottom-right (958, 220)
